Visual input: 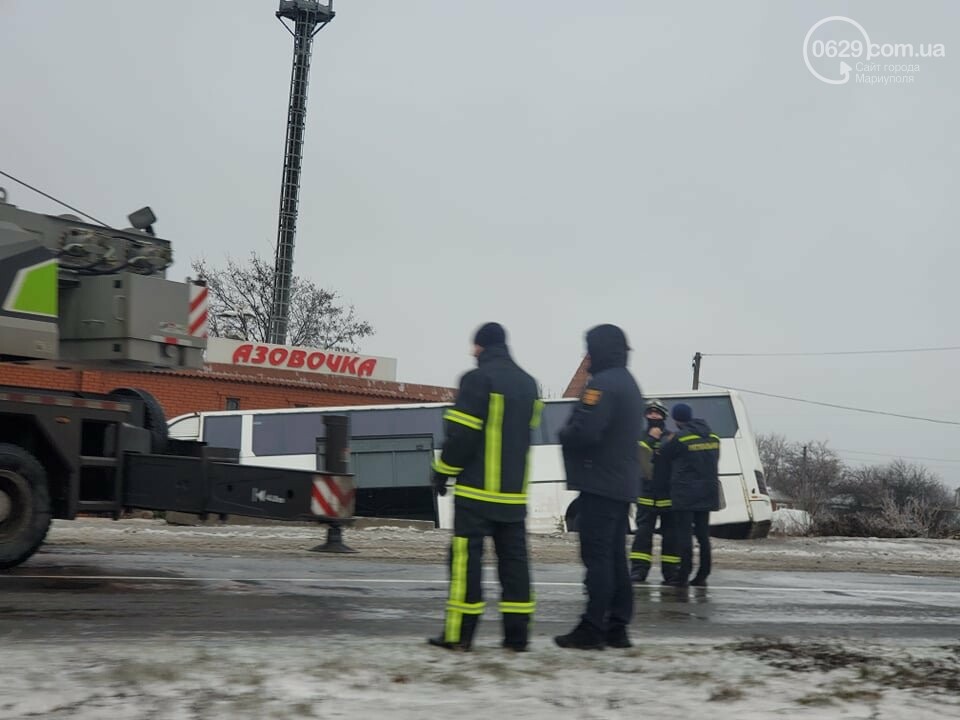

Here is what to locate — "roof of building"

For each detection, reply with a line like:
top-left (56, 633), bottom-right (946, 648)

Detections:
top-left (563, 355), bottom-right (590, 398)
top-left (137, 363), bottom-right (456, 403)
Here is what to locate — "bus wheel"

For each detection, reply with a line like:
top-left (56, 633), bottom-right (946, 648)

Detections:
top-left (109, 388), bottom-right (169, 454)
top-left (0, 444), bottom-right (52, 569)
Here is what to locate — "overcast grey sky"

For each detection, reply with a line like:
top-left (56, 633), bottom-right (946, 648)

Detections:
top-left (2, 1), bottom-right (959, 484)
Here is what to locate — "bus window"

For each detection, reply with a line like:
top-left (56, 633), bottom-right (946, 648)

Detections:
top-left (203, 415), bottom-right (242, 450)
top-left (538, 401), bottom-right (575, 444)
top-left (664, 397), bottom-right (739, 438)
top-left (252, 412), bottom-right (326, 456)
top-left (168, 414), bottom-right (200, 440)
top-left (351, 407), bottom-right (444, 445)
top-left (533, 396), bottom-right (738, 443)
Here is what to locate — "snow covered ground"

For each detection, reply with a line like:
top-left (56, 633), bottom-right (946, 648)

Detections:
top-left (771, 508), bottom-right (812, 536)
top-left (42, 518), bottom-right (960, 576)
top-left (5, 520), bottom-right (960, 718)
top-left (3, 636), bottom-right (959, 719)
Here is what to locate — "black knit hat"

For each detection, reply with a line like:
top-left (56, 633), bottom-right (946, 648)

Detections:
top-left (671, 403), bottom-right (693, 423)
top-left (473, 322), bottom-right (507, 348)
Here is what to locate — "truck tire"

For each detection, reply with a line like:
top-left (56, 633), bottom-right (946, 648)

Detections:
top-left (109, 387), bottom-right (169, 454)
top-left (0, 444), bottom-right (52, 570)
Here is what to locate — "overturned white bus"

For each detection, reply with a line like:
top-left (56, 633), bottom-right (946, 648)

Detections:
top-left (168, 390), bottom-right (772, 539)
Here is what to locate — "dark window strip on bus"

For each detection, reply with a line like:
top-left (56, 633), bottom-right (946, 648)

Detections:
top-left (248, 396), bottom-right (739, 456)
top-left (252, 407), bottom-right (446, 456)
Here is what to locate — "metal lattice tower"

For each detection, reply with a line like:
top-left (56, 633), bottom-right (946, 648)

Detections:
top-left (267, 0), bottom-right (335, 346)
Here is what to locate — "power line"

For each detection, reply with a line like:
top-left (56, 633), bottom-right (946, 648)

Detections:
top-left (700, 380), bottom-right (960, 427)
top-left (702, 346), bottom-right (960, 357)
top-left (0, 168), bottom-right (112, 228)
top-left (834, 448), bottom-right (960, 464)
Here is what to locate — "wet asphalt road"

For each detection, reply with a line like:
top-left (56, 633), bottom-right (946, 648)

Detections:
top-left (1, 547), bottom-right (958, 643)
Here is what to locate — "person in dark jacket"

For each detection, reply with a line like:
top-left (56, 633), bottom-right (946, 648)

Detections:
top-left (629, 399), bottom-right (681, 584)
top-left (428, 322), bottom-right (541, 652)
top-left (659, 403), bottom-right (721, 587)
top-left (555, 324), bottom-right (644, 650)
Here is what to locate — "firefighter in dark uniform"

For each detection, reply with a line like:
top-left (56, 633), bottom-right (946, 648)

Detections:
top-left (659, 403), bottom-right (721, 587)
top-left (629, 399), bottom-right (681, 584)
top-left (428, 323), bottom-right (541, 652)
top-left (555, 324), bottom-right (643, 650)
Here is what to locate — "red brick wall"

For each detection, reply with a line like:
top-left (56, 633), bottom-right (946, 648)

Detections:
top-left (564, 355), bottom-right (589, 398)
top-left (0, 364), bottom-right (454, 419)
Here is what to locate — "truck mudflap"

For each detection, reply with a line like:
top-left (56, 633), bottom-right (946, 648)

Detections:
top-left (122, 450), bottom-right (355, 523)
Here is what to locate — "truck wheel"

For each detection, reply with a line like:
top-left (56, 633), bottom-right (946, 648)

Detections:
top-left (109, 387), bottom-right (169, 454)
top-left (0, 444), bottom-right (52, 570)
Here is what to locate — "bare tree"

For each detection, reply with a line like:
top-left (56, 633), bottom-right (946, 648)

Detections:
top-left (757, 433), bottom-right (792, 494)
top-left (756, 434), bottom-right (843, 518)
top-left (838, 460), bottom-right (954, 537)
top-left (795, 441), bottom-right (845, 520)
top-left (759, 433), bottom-right (958, 537)
top-left (192, 253), bottom-right (374, 351)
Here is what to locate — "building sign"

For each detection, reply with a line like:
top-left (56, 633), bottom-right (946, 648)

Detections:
top-left (205, 338), bottom-right (397, 381)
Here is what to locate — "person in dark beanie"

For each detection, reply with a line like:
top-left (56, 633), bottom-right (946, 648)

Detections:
top-left (555, 324), bottom-right (644, 650)
top-left (428, 323), bottom-right (541, 652)
top-left (660, 402), bottom-right (721, 587)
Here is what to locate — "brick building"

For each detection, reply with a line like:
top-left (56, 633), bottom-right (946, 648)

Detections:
top-left (0, 360), bottom-right (454, 420)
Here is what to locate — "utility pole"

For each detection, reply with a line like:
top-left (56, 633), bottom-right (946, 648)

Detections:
top-left (267, 0), bottom-right (335, 346)
top-left (691, 352), bottom-right (702, 390)
top-left (801, 443), bottom-right (809, 508)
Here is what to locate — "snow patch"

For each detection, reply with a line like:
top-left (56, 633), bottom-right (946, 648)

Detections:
top-left (2, 637), bottom-right (958, 719)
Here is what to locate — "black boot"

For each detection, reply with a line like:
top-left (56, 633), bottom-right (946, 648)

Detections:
top-left (690, 574), bottom-right (708, 587)
top-left (427, 636), bottom-right (471, 652)
top-left (502, 614), bottom-right (529, 653)
top-left (630, 564), bottom-right (648, 584)
top-left (605, 625), bottom-right (632, 649)
top-left (554, 621), bottom-right (605, 650)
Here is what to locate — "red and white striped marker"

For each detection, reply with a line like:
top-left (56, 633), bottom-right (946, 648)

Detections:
top-left (188, 282), bottom-right (209, 338)
top-left (311, 475), bottom-right (356, 519)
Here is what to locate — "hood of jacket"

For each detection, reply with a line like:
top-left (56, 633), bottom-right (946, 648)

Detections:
top-left (477, 343), bottom-right (511, 365)
top-left (586, 324), bottom-right (629, 373)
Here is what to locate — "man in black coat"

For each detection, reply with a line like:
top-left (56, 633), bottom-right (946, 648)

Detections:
top-left (428, 323), bottom-right (541, 652)
top-left (555, 324), bottom-right (644, 650)
top-left (659, 403), bottom-right (721, 587)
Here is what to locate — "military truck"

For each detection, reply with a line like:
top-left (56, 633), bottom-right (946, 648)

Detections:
top-left (0, 188), bottom-right (354, 569)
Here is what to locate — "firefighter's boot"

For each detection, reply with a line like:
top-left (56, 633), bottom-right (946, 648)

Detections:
top-left (427, 636), bottom-right (471, 652)
top-left (605, 625), bottom-right (632, 649)
top-left (554, 621), bottom-right (605, 651)
top-left (630, 563), bottom-right (648, 584)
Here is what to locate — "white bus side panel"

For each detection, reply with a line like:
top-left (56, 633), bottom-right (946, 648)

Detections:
top-left (436, 443), bottom-right (756, 534)
top-left (435, 447), bottom-right (570, 534)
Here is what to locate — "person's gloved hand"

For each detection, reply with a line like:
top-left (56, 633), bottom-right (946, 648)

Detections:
top-left (432, 472), bottom-right (449, 496)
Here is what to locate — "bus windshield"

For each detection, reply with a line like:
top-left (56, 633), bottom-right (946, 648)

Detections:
top-left (538, 395), bottom-right (739, 444)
